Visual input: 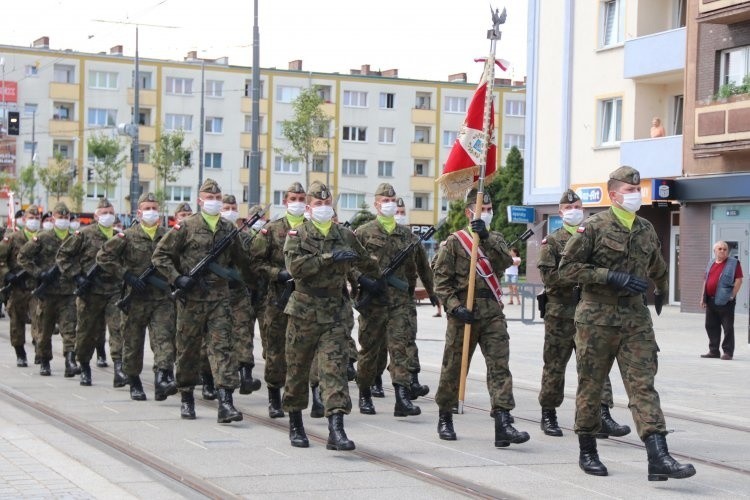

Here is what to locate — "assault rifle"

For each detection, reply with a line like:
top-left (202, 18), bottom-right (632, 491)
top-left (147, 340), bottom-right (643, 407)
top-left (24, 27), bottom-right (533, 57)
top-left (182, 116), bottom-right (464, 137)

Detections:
top-left (507, 219), bottom-right (547, 248)
top-left (31, 266), bottom-right (61, 299)
top-left (0, 270), bottom-right (29, 297)
top-left (115, 265), bottom-right (169, 313)
top-left (74, 264), bottom-right (100, 297)
top-left (171, 204), bottom-right (269, 303)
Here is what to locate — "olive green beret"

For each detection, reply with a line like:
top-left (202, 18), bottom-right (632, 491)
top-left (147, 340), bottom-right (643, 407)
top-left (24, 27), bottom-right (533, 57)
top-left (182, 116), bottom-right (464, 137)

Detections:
top-left (26, 204), bottom-right (41, 216)
top-left (609, 166), bottom-right (641, 186)
top-left (174, 202), bottom-right (192, 215)
top-left (97, 198), bottom-right (113, 209)
top-left (199, 178), bottom-right (221, 194)
top-left (222, 194), bottom-right (237, 205)
top-left (138, 192), bottom-right (158, 205)
top-left (559, 189), bottom-right (581, 205)
top-left (396, 197), bottom-right (405, 208)
top-left (53, 202), bottom-right (70, 216)
top-left (465, 189), bottom-right (491, 205)
top-left (307, 181), bottom-right (331, 200)
top-left (287, 182), bottom-right (305, 194)
top-left (374, 182), bottom-right (396, 197)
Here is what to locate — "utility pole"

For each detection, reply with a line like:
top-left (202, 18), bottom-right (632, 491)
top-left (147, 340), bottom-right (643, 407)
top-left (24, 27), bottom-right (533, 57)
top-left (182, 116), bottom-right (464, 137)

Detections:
top-left (198, 60), bottom-right (205, 210)
top-left (248, 0), bottom-right (262, 208)
top-left (130, 26), bottom-right (141, 220)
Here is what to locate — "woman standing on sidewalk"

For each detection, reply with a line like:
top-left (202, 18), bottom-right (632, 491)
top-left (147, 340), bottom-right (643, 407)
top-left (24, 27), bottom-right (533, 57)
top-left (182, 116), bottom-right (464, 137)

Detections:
top-left (504, 248), bottom-right (522, 305)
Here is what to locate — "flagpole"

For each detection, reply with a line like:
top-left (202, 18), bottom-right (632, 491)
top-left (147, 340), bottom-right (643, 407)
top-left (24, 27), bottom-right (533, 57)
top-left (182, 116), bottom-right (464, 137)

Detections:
top-left (457, 8), bottom-right (504, 414)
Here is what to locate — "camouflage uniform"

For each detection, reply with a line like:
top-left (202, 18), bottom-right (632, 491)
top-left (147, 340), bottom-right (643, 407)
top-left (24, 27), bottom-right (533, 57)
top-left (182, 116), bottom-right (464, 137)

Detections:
top-left (406, 239), bottom-right (436, 374)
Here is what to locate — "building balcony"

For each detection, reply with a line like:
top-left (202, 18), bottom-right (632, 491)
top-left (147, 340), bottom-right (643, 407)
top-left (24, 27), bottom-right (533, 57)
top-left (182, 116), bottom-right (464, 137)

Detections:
top-left (624, 28), bottom-right (686, 82)
top-left (309, 171), bottom-right (328, 186)
top-left (411, 142), bottom-right (435, 158)
top-left (240, 132), bottom-right (268, 149)
top-left (127, 88), bottom-right (157, 107)
top-left (694, 98), bottom-right (750, 150)
top-left (698, 0), bottom-right (750, 23)
top-left (409, 210), bottom-right (434, 225)
top-left (240, 97), bottom-right (268, 115)
top-left (139, 125), bottom-right (156, 143)
top-left (48, 119), bottom-right (80, 137)
top-left (47, 156), bottom-right (75, 167)
top-left (137, 163), bottom-right (156, 181)
top-left (410, 175), bottom-right (435, 192)
top-left (320, 102), bottom-right (335, 118)
top-left (49, 82), bottom-right (79, 100)
top-left (619, 135), bottom-right (683, 178)
top-left (411, 108), bottom-right (437, 124)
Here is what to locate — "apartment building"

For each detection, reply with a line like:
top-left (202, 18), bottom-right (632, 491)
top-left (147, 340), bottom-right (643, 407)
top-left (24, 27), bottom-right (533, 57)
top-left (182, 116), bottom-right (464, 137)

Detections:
top-left (0, 38), bottom-right (525, 234)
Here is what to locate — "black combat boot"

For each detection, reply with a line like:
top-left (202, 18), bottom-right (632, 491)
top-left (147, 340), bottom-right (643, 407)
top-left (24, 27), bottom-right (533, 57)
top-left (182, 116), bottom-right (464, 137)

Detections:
top-left (64, 351), bottom-right (80, 377)
top-left (358, 386), bottom-right (376, 415)
top-left (267, 387), bottom-right (285, 418)
top-left (310, 384), bottom-right (324, 418)
top-left (371, 374), bottom-right (385, 398)
top-left (238, 363), bottom-right (262, 394)
top-left (113, 360), bottom-right (128, 388)
top-left (154, 369), bottom-right (178, 401)
top-left (489, 408), bottom-right (514, 423)
top-left (393, 384), bottom-right (421, 417)
top-left (129, 375), bottom-right (147, 401)
top-left (597, 404), bottom-right (631, 438)
top-left (346, 358), bottom-right (357, 382)
top-left (96, 342), bottom-right (108, 367)
top-left (201, 371), bottom-right (217, 400)
top-left (39, 359), bottom-right (51, 376)
top-left (14, 346), bottom-right (27, 367)
top-left (326, 413), bottom-right (355, 451)
top-left (494, 410), bottom-right (530, 447)
top-left (644, 433), bottom-right (696, 481)
top-left (180, 391), bottom-right (196, 419)
top-left (408, 371), bottom-right (430, 400)
top-left (437, 411), bottom-right (457, 440)
top-left (579, 434), bottom-right (608, 476)
top-left (541, 408), bottom-right (563, 437)
top-left (79, 363), bottom-right (92, 386)
top-left (217, 388), bottom-right (243, 423)
top-left (289, 410), bottom-right (309, 448)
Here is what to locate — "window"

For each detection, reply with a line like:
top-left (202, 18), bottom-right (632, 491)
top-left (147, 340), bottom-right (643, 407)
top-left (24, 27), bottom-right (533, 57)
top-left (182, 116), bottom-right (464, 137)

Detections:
top-left (340, 193), bottom-right (365, 210)
top-left (598, 97), bottom-right (622, 145)
top-left (379, 92), bottom-right (395, 109)
top-left (243, 115), bottom-right (265, 133)
top-left (600, 0), bottom-right (624, 47)
top-left (137, 145), bottom-right (150, 163)
top-left (166, 77), bottom-right (193, 95)
top-left (165, 186), bottom-right (192, 202)
top-left (720, 46), bottom-right (750, 86)
top-left (205, 80), bottom-right (223, 98)
top-left (378, 127), bottom-right (395, 144)
top-left (133, 108), bottom-right (151, 126)
top-left (53, 103), bottom-right (73, 120)
top-left (276, 85), bottom-right (301, 103)
top-left (505, 100), bottom-right (526, 117)
top-left (274, 156), bottom-right (301, 174)
top-left (443, 130), bottom-right (458, 147)
top-left (25, 65), bottom-right (38, 77)
top-left (312, 155), bottom-right (329, 172)
top-left (89, 70), bottom-right (118, 89)
top-left (53, 141), bottom-right (73, 159)
top-left (414, 159), bottom-right (430, 176)
top-left (416, 92), bottom-right (431, 110)
top-left (23, 141), bottom-right (38, 154)
top-left (441, 198), bottom-right (448, 212)
top-left (414, 193), bottom-right (430, 210)
top-left (414, 126), bottom-right (430, 143)
top-left (503, 134), bottom-right (526, 151)
top-left (165, 113), bottom-right (192, 131)
top-left (672, 95), bottom-right (684, 136)
top-left (378, 161), bottom-right (393, 177)
top-left (53, 64), bottom-right (75, 84)
top-left (132, 71), bottom-right (152, 90)
top-left (342, 159), bottom-right (366, 176)
top-left (204, 152), bottom-right (222, 169)
top-left (244, 79), bottom-right (265, 98)
top-left (273, 190), bottom-right (286, 206)
top-left (205, 117), bottom-right (223, 134)
top-left (86, 180), bottom-right (114, 199)
top-left (87, 108), bottom-right (117, 127)
top-left (342, 126), bottom-right (367, 142)
top-left (343, 90), bottom-right (368, 107)
top-left (445, 96), bottom-right (467, 113)
top-left (23, 103), bottom-right (38, 116)
top-left (316, 85), bottom-right (332, 102)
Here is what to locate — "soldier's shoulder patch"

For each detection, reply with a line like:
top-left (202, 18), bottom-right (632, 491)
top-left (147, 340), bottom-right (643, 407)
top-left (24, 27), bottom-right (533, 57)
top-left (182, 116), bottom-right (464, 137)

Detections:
top-left (288, 230), bottom-right (298, 236)
top-left (576, 226), bottom-right (586, 233)
top-left (3, 237), bottom-right (8, 242)
top-left (117, 232), bottom-right (125, 238)
top-left (33, 236), bottom-right (38, 242)
top-left (541, 237), bottom-right (547, 245)
top-left (173, 224), bottom-right (181, 230)
top-left (260, 227), bottom-right (268, 234)
top-left (74, 230), bottom-right (81, 235)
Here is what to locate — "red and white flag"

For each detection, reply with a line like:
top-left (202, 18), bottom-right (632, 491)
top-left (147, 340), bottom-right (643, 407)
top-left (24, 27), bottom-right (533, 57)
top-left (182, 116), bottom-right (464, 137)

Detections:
top-left (7, 191), bottom-right (16, 231)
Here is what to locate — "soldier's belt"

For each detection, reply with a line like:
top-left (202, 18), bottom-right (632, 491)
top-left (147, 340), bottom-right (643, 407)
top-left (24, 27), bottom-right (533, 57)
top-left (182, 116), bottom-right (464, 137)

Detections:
top-left (547, 295), bottom-right (578, 305)
top-left (581, 291), bottom-right (642, 306)
top-left (457, 289), bottom-right (496, 300)
top-left (295, 285), bottom-right (342, 298)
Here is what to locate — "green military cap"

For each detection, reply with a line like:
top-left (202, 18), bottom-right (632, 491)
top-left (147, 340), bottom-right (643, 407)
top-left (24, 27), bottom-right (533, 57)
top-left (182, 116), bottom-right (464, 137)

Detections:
top-left (559, 189), bottom-right (581, 205)
top-left (609, 166), bottom-right (641, 185)
top-left (53, 202), bottom-right (70, 216)
top-left (26, 204), bottom-right (41, 216)
top-left (42, 211), bottom-right (53, 221)
top-left (307, 181), bottom-right (331, 200)
top-left (174, 202), bottom-right (192, 215)
top-left (222, 194), bottom-right (237, 205)
top-left (138, 192), bottom-right (158, 205)
top-left (199, 178), bottom-right (222, 194)
top-left (374, 182), bottom-right (396, 197)
top-left (396, 197), bottom-right (405, 208)
top-left (97, 198), bottom-right (113, 209)
top-left (287, 181), bottom-right (305, 194)
top-left (465, 188), bottom-right (491, 205)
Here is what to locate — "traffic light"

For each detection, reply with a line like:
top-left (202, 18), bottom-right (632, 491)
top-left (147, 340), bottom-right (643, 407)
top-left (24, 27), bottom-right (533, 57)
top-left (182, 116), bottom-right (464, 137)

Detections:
top-left (8, 111), bottom-right (20, 135)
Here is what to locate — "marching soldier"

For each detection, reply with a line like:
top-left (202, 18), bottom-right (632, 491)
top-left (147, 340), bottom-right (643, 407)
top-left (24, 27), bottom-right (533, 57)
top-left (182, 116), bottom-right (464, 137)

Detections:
top-left (559, 166), bottom-right (695, 480)
top-left (57, 198), bottom-right (126, 387)
top-left (152, 179), bottom-right (253, 423)
top-left (245, 204), bottom-right (270, 368)
top-left (18, 202), bottom-right (79, 377)
top-left (96, 193), bottom-right (177, 402)
top-left (433, 190), bottom-right (530, 448)
top-left (0, 205), bottom-right (42, 367)
top-left (537, 189), bottom-right (630, 438)
top-left (282, 181), bottom-right (380, 450)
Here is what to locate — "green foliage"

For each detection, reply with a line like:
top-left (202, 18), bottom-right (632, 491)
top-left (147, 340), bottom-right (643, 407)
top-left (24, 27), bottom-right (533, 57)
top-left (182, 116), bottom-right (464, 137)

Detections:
top-left (348, 202), bottom-right (376, 230)
top-left (714, 75), bottom-right (750, 100)
top-left (18, 166), bottom-right (35, 204)
top-left (151, 130), bottom-right (191, 209)
top-left (87, 133), bottom-right (126, 200)
top-left (435, 200), bottom-right (468, 242)
top-left (38, 153), bottom-right (71, 202)
top-left (69, 182), bottom-right (85, 212)
top-left (0, 171), bottom-right (19, 199)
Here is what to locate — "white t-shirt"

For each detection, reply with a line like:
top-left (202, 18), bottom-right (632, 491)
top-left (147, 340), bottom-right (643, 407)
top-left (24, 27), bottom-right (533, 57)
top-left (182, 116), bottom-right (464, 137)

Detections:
top-left (505, 256), bottom-right (521, 276)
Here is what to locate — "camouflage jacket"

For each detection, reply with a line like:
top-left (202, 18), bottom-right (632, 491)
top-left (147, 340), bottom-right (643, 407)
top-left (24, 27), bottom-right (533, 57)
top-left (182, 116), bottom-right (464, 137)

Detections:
top-left (433, 228), bottom-right (512, 315)
top-left (538, 227), bottom-right (579, 319)
top-left (151, 213), bottom-right (253, 302)
top-left (18, 230), bottom-right (75, 295)
top-left (0, 229), bottom-right (39, 290)
top-left (558, 208), bottom-right (667, 327)
top-left (249, 216), bottom-right (290, 301)
top-left (57, 224), bottom-right (121, 295)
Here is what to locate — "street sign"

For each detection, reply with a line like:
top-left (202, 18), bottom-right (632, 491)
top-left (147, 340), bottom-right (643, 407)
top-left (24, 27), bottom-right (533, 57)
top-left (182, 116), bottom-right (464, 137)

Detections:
top-left (507, 205), bottom-right (535, 224)
top-left (548, 215), bottom-right (563, 233)
top-left (575, 186), bottom-right (603, 205)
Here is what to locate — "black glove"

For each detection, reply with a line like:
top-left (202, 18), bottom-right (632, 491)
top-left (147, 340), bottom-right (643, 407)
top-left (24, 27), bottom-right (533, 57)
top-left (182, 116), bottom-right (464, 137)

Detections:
top-left (429, 294), bottom-right (440, 307)
top-left (124, 271), bottom-right (147, 292)
top-left (606, 271), bottom-right (648, 294)
top-left (332, 250), bottom-right (358, 263)
top-left (39, 269), bottom-right (56, 284)
top-left (74, 274), bottom-right (88, 288)
top-left (654, 293), bottom-right (664, 316)
top-left (175, 275), bottom-right (196, 291)
top-left (357, 275), bottom-right (382, 294)
top-left (451, 305), bottom-right (475, 324)
top-left (3, 272), bottom-right (17, 285)
top-left (470, 219), bottom-right (490, 240)
top-left (277, 269), bottom-right (292, 283)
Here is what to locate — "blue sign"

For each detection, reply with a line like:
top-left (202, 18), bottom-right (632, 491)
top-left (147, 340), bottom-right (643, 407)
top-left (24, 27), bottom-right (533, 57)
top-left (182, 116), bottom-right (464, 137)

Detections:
top-left (548, 215), bottom-right (563, 233)
top-left (576, 187), bottom-right (602, 205)
top-left (651, 179), bottom-right (675, 200)
top-left (506, 205), bottom-right (535, 224)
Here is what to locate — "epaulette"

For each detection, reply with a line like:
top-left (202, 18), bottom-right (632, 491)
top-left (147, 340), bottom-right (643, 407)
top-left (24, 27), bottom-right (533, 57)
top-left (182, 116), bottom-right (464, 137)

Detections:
top-left (260, 228), bottom-right (268, 234)
top-left (541, 237), bottom-right (547, 245)
top-left (288, 230), bottom-right (298, 236)
top-left (576, 226), bottom-right (585, 233)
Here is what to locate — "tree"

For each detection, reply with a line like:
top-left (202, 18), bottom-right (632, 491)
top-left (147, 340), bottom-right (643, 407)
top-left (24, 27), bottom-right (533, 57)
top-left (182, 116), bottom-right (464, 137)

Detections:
top-left (278, 87), bottom-right (331, 188)
top-left (18, 165), bottom-right (37, 205)
top-left (435, 200), bottom-right (468, 242)
top-left (151, 130), bottom-right (191, 216)
top-left (87, 133), bottom-right (126, 201)
top-left (69, 182), bottom-right (85, 213)
top-left (38, 153), bottom-right (71, 203)
top-left (487, 146), bottom-right (525, 269)
top-left (348, 202), bottom-right (376, 231)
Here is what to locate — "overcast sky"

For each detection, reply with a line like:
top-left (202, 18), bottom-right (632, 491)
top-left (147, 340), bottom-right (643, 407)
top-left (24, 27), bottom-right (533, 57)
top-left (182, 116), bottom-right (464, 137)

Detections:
top-left (3, 0), bottom-right (528, 83)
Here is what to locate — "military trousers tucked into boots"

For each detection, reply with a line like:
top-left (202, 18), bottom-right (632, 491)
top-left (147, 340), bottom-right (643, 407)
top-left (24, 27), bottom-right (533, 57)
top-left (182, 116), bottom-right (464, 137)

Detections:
top-left (36, 294), bottom-right (77, 360)
top-left (7, 289), bottom-right (33, 348)
top-left (262, 304), bottom-right (289, 389)
top-left (122, 297), bottom-right (175, 376)
top-left (357, 300), bottom-right (412, 389)
top-left (229, 287), bottom-right (256, 366)
top-left (75, 293), bottom-right (120, 365)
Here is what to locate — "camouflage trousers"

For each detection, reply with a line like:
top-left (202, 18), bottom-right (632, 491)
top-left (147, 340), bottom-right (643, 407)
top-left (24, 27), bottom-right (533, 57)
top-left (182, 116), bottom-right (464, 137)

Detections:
top-left (574, 321), bottom-right (666, 440)
top-left (283, 317), bottom-right (351, 416)
top-left (538, 313), bottom-right (615, 409)
top-left (309, 325), bottom-right (357, 386)
top-left (435, 301), bottom-right (515, 413)
top-left (370, 302), bottom-right (422, 383)
top-left (357, 300), bottom-right (412, 389)
top-left (262, 303), bottom-right (289, 389)
top-left (6, 289), bottom-right (33, 348)
top-left (175, 298), bottom-right (238, 391)
top-left (230, 288), bottom-right (256, 366)
top-left (122, 297), bottom-right (175, 376)
top-left (35, 294), bottom-right (77, 360)
top-left (75, 293), bottom-right (122, 364)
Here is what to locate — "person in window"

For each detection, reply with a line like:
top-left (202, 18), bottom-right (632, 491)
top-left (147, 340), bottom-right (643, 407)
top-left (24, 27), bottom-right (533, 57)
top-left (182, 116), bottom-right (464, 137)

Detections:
top-left (700, 241), bottom-right (743, 360)
top-left (650, 117), bottom-right (665, 138)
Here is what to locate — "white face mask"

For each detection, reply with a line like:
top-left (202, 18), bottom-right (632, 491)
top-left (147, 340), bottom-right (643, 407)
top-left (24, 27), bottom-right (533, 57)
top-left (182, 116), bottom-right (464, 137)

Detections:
top-left (618, 192), bottom-right (642, 213)
top-left (141, 209), bottom-right (160, 225)
top-left (42, 221), bottom-right (54, 231)
top-left (220, 210), bottom-right (239, 223)
top-left (287, 201), bottom-right (306, 217)
top-left (69, 221), bottom-right (80, 231)
top-left (394, 214), bottom-right (408, 225)
top-left (561, 208), bottom-right (584, 226)
top-left (54, 219), bottom-right (71, 230)
top-left (471, 210), bottom-right (493, 228)
top-left (15, 218), bottom-right (24, 228)
top-left (97, 213), bottom-right (115, 228)
top-left (25, 219), bottom-right (41, 232)
top-left (310, 205), bottom-right (334, 223)
top-left (201, 199), bottom-right (222, 216)
top-left (379, 201), bottom-right (397, 217)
